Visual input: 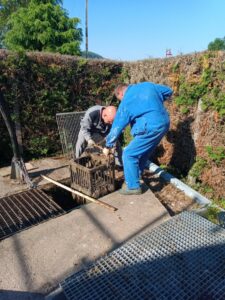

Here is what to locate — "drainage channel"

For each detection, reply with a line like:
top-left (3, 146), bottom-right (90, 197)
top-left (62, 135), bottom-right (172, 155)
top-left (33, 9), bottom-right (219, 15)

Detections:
top-left (0, 161), bottom-right (122, 241)
top-left (0, 187), bottom-right (73, 241)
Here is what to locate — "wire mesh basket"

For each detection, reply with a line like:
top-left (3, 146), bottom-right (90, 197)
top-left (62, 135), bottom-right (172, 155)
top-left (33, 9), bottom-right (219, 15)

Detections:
top-left (70, 154), bottom-right (115, 199)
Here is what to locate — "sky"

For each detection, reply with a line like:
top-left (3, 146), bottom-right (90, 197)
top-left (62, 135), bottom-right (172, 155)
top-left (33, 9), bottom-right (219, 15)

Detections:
top-left (63, 0), bottom-right (225, 61)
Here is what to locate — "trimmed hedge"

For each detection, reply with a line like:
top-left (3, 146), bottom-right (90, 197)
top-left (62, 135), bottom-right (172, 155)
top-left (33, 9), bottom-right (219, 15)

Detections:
top-left (0, 50), bottom-right (124, 166)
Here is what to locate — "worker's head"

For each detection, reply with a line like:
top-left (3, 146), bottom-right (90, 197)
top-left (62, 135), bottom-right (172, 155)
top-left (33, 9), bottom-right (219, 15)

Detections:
top-left (114, 84), bottom-right (128, 101)
top-left (102, 106), bottom-right (117, 124)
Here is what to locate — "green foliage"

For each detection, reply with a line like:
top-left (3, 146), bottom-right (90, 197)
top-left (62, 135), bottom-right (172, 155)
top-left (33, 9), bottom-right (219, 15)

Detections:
top-left (208, 37), bottom-right (225, 51)
top-left (3, 0), bottom-right (82, 55)
top-left (180, 107), bottom-right (189, 114)
top-left (0, 0), bottom-right (63, 47)
top-left (217, 198), bottom-right (225, 210)
top-left (171, 62), bottom-right (180, 73)
top-left (201, 184), bottom-right (214, 194)
top-left (203, 205), bottom-right (221, 224)
top-left (0, 51), bottom-right (123, 165)
top-left (205, 146), bottom-right (225, 165)
top-left (0, 1), bottom-right (29, 39)
top-left (28, 136), bottom-right (50, 156)
top-left (175, 69), bottom-right (213, 111)
top-left (202, 90), bottom-right (225, 116)
top-left (189, 157), bottom-right (207, 180)
top-left (119, 68), bottom-right (130, 83)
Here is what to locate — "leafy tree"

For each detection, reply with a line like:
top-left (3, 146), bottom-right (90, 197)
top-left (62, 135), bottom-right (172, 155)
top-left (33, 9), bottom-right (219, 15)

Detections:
top-left (3, 0), bottom-right (82, 55)
top-left (0, 0), bottom-right (31, 46)
top-left (208, 37), bottom-right (225, 51)
top-left (0, 1), bottom-right (29, 27)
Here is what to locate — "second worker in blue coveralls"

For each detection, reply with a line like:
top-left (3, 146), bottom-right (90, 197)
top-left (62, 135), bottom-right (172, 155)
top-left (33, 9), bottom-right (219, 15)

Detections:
top-left (103, 82), bottom-right (173, 195)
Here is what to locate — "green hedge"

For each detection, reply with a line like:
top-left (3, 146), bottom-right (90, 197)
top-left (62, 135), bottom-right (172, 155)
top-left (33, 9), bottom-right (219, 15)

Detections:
top-left (0, 50), bottom-right (124, 166)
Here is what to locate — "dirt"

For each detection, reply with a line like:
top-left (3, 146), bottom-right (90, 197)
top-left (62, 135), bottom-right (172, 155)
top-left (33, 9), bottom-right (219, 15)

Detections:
top-left (142, 170), bottom-right (196, 215)
top-left (113, 167), bottom-right (196, 216)
top-left (85, 140), bottom-right (202, 216)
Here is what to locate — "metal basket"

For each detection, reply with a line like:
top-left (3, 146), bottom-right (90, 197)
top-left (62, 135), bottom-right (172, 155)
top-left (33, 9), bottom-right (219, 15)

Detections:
top-left (70, 154), bottom-right (115, 199)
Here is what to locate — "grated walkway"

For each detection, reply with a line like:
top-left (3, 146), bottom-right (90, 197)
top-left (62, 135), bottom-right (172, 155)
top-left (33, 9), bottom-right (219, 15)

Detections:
top-left (61, 212), bottom-right (225, 300)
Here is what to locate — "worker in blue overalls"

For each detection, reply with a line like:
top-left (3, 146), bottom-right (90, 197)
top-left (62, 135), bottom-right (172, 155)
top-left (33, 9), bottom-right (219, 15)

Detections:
top-left (103, 82), bottom-right (173, 195)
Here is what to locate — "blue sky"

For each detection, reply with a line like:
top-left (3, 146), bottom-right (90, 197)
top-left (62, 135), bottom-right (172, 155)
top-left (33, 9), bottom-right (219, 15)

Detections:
top-left (63, 0), bottom-right (225, 61)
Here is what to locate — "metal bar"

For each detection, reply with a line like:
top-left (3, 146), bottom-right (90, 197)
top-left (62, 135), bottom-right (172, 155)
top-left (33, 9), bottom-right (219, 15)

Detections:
top-left (28, 189), bottom-right (54, 215)
top-left (0, 198), bottom-right (20, 230)
top-left (18, 192), bottom-right (44, 221)
top-left (0, 202), bottom-right (15, 233)
top-left (10, 194), bottom-right (33, 225)
top-left (13, 193), bottom-right (40, 224)
top-left (34, 189), bottom-right (64, 213)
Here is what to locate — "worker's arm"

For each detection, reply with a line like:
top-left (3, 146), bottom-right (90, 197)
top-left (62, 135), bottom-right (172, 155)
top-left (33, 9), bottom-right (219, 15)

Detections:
top-left (156, 84), bottom-right (173, 101)
top-left (106, 105), bottom-right (130, 148)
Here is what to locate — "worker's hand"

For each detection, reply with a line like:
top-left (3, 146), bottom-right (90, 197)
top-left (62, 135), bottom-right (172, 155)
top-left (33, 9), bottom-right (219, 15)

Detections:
top-left (103, 147), bottom-right (110, 156)
top-left (87, 139), bottom-right (95, 147)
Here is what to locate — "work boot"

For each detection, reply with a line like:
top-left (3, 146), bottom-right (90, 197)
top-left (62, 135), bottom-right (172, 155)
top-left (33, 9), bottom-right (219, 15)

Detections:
top-left (119, 183), bottom-right (142, 195)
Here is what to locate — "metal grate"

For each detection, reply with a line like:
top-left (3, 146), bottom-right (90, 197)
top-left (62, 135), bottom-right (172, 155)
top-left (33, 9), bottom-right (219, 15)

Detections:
top-left (56, 112), bottom-right (85, 159)
top-left (61, 212), bottom-right (225, 300)
top-left (0, 189), bottom-right (65, 240)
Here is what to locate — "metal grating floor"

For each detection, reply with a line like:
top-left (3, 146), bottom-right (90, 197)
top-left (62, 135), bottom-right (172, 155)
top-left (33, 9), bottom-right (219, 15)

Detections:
top-left (61, 212), bottom-right (225, 300)
top-left (0, 189), bottom-right (65, 240)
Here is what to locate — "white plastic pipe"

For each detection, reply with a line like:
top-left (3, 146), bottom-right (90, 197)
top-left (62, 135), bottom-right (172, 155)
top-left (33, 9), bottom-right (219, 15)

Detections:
top-left (148, 162), bottom-right (211, 206)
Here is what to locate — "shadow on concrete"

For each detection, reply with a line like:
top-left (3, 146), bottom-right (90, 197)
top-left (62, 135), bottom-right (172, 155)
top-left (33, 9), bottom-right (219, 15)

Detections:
top-left (42, 203), bottom-right (194, 296)
top-left (30, 165), bottom-right (69, 185)
top-left (40, 209), bottom-right (174, 296)
top-left (82, 201), bottom-right (195, 252)
top-left (11, 236), bottom-right (36, 292)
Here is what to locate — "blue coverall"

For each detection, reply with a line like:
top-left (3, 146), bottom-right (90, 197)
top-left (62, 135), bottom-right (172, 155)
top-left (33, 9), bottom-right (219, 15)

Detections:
top-left (106, 82), bottom-right (173, 190)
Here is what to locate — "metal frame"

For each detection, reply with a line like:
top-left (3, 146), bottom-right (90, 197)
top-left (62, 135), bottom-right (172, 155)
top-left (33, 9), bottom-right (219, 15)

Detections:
top-left (56, 112), bottom-right (85, 159)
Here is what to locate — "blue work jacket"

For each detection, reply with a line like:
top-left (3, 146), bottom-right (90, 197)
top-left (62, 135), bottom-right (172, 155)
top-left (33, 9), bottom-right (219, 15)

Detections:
top-left (106, 82), bottom-right (173, 148)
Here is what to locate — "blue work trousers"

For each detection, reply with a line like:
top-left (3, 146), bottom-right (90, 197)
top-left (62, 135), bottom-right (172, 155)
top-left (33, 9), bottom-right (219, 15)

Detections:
top-left (123, 123), bottom-right (169, 189)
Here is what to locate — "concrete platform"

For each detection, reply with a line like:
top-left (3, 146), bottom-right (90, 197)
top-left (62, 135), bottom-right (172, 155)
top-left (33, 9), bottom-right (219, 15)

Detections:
top-left (0, 188), bottom-right (170, 297)
top-left (0, 157), bottom-right (70, 198)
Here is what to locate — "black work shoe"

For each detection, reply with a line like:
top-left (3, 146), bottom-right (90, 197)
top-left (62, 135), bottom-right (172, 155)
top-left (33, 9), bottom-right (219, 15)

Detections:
top-left (119, 187), bottom-right (142, 195)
